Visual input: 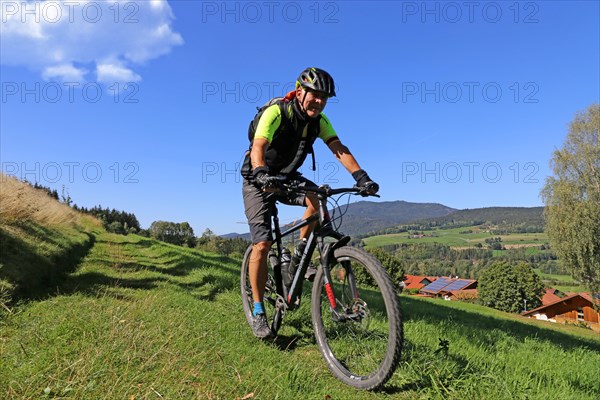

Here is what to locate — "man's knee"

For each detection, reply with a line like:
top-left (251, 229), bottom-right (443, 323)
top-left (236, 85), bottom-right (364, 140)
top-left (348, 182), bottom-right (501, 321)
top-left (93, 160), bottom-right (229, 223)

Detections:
top-left (252, 241), bottom-right (272, 256)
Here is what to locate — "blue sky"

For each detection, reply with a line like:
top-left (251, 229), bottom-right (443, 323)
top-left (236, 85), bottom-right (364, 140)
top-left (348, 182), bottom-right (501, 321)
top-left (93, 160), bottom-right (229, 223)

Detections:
top-left (1, 0), bottom-right (599, 235)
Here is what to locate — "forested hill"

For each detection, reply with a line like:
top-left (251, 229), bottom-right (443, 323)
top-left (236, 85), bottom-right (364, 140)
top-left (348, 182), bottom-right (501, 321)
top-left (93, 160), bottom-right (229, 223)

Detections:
top-left (367, 206), bottom-right (546, 237)
top-left (340, 205), bottom-right (545, 237)
top-left (333, 200), bottom-right (457, 237)
top-left (423, 206), bottom-right (545, 228)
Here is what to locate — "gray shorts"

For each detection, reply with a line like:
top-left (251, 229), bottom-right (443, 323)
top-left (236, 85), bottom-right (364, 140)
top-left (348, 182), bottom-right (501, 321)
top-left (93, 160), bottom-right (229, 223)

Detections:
top-left (242, 175), bottom-right (316, 244)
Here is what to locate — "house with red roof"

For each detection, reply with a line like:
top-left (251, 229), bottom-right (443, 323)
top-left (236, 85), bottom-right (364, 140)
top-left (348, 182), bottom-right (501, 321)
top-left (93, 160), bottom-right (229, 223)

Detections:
top-left (402, 275), bottom-right (436, 291)
top-left (522, 292), bottom-right (600, 332)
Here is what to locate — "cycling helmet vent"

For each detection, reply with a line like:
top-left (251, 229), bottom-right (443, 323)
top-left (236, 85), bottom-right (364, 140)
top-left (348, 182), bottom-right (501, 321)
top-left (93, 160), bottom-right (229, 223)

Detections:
top-left (296, 67), bottom-right (336, 97)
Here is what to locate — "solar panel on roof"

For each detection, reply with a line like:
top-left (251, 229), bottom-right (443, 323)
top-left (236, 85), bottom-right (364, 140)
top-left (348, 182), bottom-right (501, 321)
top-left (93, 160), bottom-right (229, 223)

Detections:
top-left (421, 277), bottom-right (452, 293)
top-left (442, 279), bottom-right (472, 292)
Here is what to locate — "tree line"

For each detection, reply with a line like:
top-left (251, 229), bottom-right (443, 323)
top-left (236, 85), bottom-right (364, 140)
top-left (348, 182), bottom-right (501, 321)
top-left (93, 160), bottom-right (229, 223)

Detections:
top-left (24, 181), bottom-right (141, 235)
top-left (75, 205), bottom-right (141, 234)
top-left (142, 225), bottom-right (250, 257)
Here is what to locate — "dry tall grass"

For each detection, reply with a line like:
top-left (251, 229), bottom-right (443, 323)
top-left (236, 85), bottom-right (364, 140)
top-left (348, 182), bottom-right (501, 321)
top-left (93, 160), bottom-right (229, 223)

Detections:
top-left (0, 173), bottom-right (82, 227)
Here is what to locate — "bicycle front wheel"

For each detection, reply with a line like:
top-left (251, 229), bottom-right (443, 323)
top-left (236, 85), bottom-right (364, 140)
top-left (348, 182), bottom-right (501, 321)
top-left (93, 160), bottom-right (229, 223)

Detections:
top-left (311, 246), bottom-right (403, 390)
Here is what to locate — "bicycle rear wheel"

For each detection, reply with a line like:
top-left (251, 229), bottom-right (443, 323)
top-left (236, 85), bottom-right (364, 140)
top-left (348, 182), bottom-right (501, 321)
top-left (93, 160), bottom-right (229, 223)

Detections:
top-left (311, 246), bottom-right (403, 390)
top-left (240, 245), bottom-right (283, 335)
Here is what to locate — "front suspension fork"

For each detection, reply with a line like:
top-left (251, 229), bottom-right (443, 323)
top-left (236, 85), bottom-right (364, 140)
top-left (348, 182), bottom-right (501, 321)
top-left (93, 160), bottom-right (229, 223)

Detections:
top-left (319, 242), bottom-right (360, 311)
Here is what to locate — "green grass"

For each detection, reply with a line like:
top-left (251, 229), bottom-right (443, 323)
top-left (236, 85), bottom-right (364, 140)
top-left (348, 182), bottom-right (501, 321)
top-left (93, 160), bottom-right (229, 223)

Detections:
top-left (534, 269), bottom-right (587, 293)
top-left (2, 231), bottom-right (599, 399)
top-left (534, 270), bottom-right (576, 283)
top-left (364, 226), bottom-right (548, 249)
top-left (553, 285), bottom-right (589, 294)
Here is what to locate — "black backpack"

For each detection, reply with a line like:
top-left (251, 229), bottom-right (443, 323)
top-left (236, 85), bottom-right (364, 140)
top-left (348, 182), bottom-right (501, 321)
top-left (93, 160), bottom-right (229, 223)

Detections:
top-left (247, 91), bottom-right (296, 142)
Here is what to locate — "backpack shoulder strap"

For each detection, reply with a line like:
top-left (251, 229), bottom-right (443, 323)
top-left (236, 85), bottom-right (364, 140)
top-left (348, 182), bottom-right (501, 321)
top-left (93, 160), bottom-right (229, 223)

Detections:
top-left (306, 116), bottom-right (321, 171)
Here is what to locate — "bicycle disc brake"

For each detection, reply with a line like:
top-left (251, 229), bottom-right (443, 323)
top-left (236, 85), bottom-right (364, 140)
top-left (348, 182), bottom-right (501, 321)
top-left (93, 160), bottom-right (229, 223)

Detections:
top-left (349, 299), bottom-right (370, 326)
top-left (333, 298), bottom-right (370, 327)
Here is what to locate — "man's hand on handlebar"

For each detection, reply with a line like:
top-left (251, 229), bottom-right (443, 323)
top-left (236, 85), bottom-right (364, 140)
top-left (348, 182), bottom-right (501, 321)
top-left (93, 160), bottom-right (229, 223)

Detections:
top-left (357, 181), bottom-right (380, 197)
top-left (252, 166), bottom-right (284, 192)
top-left (352, 169), bottom-right (379, 197)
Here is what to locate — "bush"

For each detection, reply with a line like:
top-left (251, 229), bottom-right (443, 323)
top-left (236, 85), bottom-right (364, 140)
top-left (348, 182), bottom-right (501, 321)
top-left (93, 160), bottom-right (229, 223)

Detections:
top-left (478, 261), bottom-right (545, 313)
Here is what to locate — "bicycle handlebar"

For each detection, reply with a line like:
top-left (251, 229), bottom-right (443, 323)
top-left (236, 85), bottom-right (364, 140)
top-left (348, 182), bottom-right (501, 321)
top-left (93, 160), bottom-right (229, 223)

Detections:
top-left (280, 180), bottom-right (380, 198)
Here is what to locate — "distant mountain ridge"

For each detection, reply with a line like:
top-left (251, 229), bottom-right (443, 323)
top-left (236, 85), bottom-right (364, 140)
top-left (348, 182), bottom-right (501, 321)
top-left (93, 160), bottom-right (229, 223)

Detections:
top-left (224, 202), bottom-right (546, 239)
top-left (334, 200), bottom-right (457, 237)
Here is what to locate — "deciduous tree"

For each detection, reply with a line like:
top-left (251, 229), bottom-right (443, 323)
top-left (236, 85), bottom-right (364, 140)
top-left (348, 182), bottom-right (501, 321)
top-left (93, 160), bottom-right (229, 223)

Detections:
top-left (542, 103), bottom-right (600, 297)
top-left (478, 261), bottom-right (545, 313)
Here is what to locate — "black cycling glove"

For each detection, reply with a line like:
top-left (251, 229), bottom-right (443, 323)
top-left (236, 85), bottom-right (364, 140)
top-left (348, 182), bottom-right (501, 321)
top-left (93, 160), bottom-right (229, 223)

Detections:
top-left (352, 169), bottom-right (379, 195)
top-left (253, 166), bottom-right (282, 191)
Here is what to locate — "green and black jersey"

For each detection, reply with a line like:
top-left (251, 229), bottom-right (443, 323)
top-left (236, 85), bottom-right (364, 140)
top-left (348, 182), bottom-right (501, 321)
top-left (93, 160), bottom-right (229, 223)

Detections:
top-left (242, 100), bottom-right (339, 178)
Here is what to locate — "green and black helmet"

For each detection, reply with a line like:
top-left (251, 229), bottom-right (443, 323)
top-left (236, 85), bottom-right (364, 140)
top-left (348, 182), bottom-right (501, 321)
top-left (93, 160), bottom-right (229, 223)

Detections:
top-left (296, 67), bottom-right (336, 97)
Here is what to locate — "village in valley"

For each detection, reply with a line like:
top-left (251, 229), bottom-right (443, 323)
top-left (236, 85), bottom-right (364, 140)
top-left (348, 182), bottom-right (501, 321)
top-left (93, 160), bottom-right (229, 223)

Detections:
top-left (401, 274), bottom-right (600, 332)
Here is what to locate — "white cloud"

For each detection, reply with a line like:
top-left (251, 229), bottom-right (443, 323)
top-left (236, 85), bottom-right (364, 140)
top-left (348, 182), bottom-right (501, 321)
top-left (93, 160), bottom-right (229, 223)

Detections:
top-left (42, 63), bottom-right (88, 82)
top-left (0, 0), bottom-right (183, 84)
top-left (97, 62), bottom-right (141, 84)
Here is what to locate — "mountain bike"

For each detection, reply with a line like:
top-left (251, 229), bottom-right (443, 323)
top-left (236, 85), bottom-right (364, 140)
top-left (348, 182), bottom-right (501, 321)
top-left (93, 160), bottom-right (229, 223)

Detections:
top-left (240, 183), bottom-right (403, 390)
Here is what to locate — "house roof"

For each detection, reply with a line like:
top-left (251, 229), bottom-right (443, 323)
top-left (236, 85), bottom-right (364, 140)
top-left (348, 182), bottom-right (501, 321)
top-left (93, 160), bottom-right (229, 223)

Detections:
top-left (522, 292), bottom-right (600, 316)
top-left (580, 292), bottom-right (600, 303)
top-left (405, 282), bottom-right (427, 290)
top-left (541, 288), bottom-right (563, 305)
top-left (421, 277), bottom-right (477, 294)
top-left (403, 275), bottom-right (436, 290)
top-left (404, 275), bottom-right (432, 284)
top-left (420, 277), bottom-right (453, 294)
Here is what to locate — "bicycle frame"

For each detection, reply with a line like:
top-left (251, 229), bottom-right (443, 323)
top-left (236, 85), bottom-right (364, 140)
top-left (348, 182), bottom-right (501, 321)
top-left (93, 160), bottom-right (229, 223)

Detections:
top-left (270, 187), bottom-right (351, 311)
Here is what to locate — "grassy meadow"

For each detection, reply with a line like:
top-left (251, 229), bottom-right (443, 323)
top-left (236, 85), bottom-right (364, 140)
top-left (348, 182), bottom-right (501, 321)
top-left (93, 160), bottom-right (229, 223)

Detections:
top-left (363, 226), bottom-right (548, 249)
top-left (1, 231), bottom-right (599, 399)
top-left (534, 272), bottom-right (587, 294)
top-left (1, 177), bottom-right (599, 399)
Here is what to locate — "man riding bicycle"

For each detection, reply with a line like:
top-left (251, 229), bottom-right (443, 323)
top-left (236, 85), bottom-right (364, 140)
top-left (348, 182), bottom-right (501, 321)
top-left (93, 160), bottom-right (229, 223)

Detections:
top-left (241, 67), bottom-right (379, 339)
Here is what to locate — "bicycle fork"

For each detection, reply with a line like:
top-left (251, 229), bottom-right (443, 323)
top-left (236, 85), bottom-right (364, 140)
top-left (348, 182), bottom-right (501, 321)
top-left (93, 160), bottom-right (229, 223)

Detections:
top-left (319, 241), bottom-right (363, 322)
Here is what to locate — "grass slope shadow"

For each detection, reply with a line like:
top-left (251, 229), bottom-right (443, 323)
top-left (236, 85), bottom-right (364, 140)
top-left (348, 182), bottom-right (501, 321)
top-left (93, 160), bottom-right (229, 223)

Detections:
top-left (0, 226), bottom-right (96, 302)
top-left (56, 234), bottom-right (242, 303)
